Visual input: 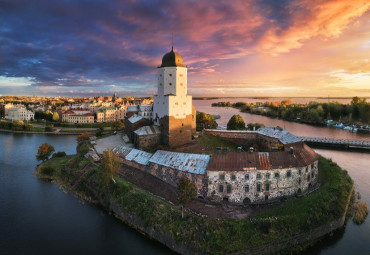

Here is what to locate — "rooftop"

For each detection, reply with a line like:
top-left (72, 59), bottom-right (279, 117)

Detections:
top-left (128, 114), bottom-right (144, 124)
top-left (149, 150), bottom-right (211, 175)
top-left (134, 125), bottom-right (160, 136)
top-left (257, 127), bottom-right (301, 145)
top-left (206, 144), bottom-right (317, 171)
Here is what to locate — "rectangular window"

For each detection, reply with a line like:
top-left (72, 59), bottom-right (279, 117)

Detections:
top-left (311, 164), bottom-right (314, 170)
top-left (220, 174), bottom-right (225, 180)
top-left (231, 174), bottom-right (236, 181)
top-left (256, 173), bottom-right (261, 180)
top-left (257, 183), bottom-right (261, 192)
top-left (298, 178), bottom-right (301, 184)
top-left (265, 184), bottom-right (270, 191)
top-left (266, 173), bottom-right (270, 179)
top-left (307, 175), bottom-right (310, 181)
top-left (227, 184), bottom-right (232, 193)
top-left (287, 171), bottom-right (291, 178)
top-left (311, 172), bottom-right (314, 178)
top-left (274, 172), bottom-right (279, 178)
top-left (306, 167), bottom-right (308, 173)
top-left (245, 174), bottom-right (249, 180)
top-left (169, 73), bottom-right (172, 76)
top-left (245, 185), bottom-right (249, 193)
top-left (219, 185), bottom-right (224, 193)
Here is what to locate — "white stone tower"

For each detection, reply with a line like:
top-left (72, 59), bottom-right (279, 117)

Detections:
top-left (153, 47), bottom-right (195, 147)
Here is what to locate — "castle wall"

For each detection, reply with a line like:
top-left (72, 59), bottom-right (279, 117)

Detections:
top-left (207, 160), bottom-right (318, 204)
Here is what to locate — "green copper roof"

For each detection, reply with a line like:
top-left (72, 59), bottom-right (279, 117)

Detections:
top-left (160, 47), bottom-right (185, 68)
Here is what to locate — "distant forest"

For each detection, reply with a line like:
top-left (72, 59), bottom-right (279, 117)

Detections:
top-left (212, 97), bottom-right (370, 125)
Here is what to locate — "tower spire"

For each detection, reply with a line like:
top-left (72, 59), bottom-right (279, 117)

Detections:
top-left (171, 33), bottom-right (173, 51)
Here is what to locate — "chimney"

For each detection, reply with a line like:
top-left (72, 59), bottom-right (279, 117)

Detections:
top-left (290, 147), bottom-right (294, 154)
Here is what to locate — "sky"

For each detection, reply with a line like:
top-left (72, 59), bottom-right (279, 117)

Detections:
top-left (1, 0), bottom-right (370, 97)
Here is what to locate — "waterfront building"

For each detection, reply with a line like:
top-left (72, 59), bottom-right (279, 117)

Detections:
top-left (6, 107), bottom-right (34, 121)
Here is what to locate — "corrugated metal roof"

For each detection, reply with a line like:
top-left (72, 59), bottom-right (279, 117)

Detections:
top-left (112, 146), bottom-right (152, 165)
top-left (125, 149), bottom-right (153, 165)
top-left (128, 115), bottom-right (144, 123)
top-left (134, 125), bottom-right (160, 136)
top-left (112, 146), bottom-right (132, 157)
top-left (149, 150), bottom-right (210, 175)
top-left (258, 127), bottom-right (301, 144)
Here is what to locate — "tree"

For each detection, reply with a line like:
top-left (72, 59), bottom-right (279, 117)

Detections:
top-left (227, 114), bottom-right (245, 130)
top-left (77, 132), bottom-right (90, 142)
top-left (196, 112), bottom-right (218, 130)
top-left (52, 112), bottom-right (59, 122)
top-left (36, 143), bottom-right (55, 162)
top-left (177, 177), bottom-right (197, 218)
top-left (24, 124), bottom-right (33, 131)
top-left (13, 120), bottom-right (24, 130)
top-left (112, 121), bottom-right (124, 130)
top-left (101, 148), bottom-right (121, 185)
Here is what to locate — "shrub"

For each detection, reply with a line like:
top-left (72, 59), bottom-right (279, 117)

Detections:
top-left (39, 166), bottom-right (55, 176)
top-left (353, 201), bottom-right (369, 224)
top-left (24, 124), bottom-right (34, 131)
top-left (227, 114), bottom-right (245, 130)
top-left (77, 142), bottom-right (90, 155)
top-left (53, 151), bottom-right (66, 157)
top-left (45, 125), bottom-right (54, 132)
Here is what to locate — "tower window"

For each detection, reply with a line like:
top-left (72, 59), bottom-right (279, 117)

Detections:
top-left (169, 73), bottom-right (172, 76)
top-left (169, 83), bottom-right (172, 85)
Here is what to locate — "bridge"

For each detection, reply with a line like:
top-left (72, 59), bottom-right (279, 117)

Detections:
top-left (299, 137), bottom-right (370, 150)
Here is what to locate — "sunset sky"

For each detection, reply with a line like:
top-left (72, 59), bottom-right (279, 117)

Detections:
top-left (1, 0), bottom-right (370, 97)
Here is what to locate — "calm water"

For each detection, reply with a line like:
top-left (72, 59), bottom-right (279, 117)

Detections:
top-left (0, 133), bottom-right (172, 255)
top-left (0, 98), bottom-right (369, 255)
top-left (194, 99), bottom-right (370, 254)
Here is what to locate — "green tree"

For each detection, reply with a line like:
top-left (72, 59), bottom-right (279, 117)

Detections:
top-left (101, 148), bottom-right (121, 185)
top-left (24, 124), bottom-right (34, 131)
top-left (196, 112), bottom-right (218, 130)
top-left (112, 120), bottom-right (124, 130)
top-left (227, 114), bottom-right (245, 130)
top-left (52, 112), bottom-right (59, 122)
top-left (177, 177), bottom-right (197, 218)
top-left (36, 143), bottom-right (55, 162)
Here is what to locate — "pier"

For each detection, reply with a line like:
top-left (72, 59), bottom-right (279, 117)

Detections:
top-left (299, 137), bottom-right (370, 151)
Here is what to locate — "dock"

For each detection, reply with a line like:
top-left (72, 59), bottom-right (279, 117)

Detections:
top-left (299, 137), bottom-right (370, 151)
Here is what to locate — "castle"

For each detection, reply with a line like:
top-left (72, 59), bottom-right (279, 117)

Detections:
top-left (118, 49), bottom-right (318, 205)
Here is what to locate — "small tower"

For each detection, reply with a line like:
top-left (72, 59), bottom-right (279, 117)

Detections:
top-left (153, 48), bottom-right (196, 147)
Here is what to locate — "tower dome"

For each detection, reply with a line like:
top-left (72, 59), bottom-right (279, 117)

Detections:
top-left (160, 47), bottom-right (185, 67)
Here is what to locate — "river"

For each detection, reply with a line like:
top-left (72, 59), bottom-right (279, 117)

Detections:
top-left (0, 133), bottom-right (172, 255)
top-left (0, 98), bottom-right (369, 255)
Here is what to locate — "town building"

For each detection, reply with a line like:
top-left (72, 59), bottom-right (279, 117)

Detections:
top-left (6, 107), bottom-right (34, 121)
top-left (62, 108), bottom-right (94, 123)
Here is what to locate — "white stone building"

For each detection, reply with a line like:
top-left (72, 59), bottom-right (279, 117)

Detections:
top-left (6, 107), bottom-right (34, 121)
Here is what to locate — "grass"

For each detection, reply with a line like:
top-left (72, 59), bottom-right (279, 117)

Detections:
top-left (60, 129), bottom-right (94, 133)
top-left (173, 134), bottom-right (239, 154)
top-left (36, 154), bottom-right (353, 255)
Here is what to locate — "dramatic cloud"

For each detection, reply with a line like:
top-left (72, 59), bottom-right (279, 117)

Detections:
top-left (0, 0), bottom-right (369, 96)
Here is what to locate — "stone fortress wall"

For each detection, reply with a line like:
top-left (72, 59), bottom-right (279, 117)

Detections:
top-left (114, 127), bottom-right (318, 205)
